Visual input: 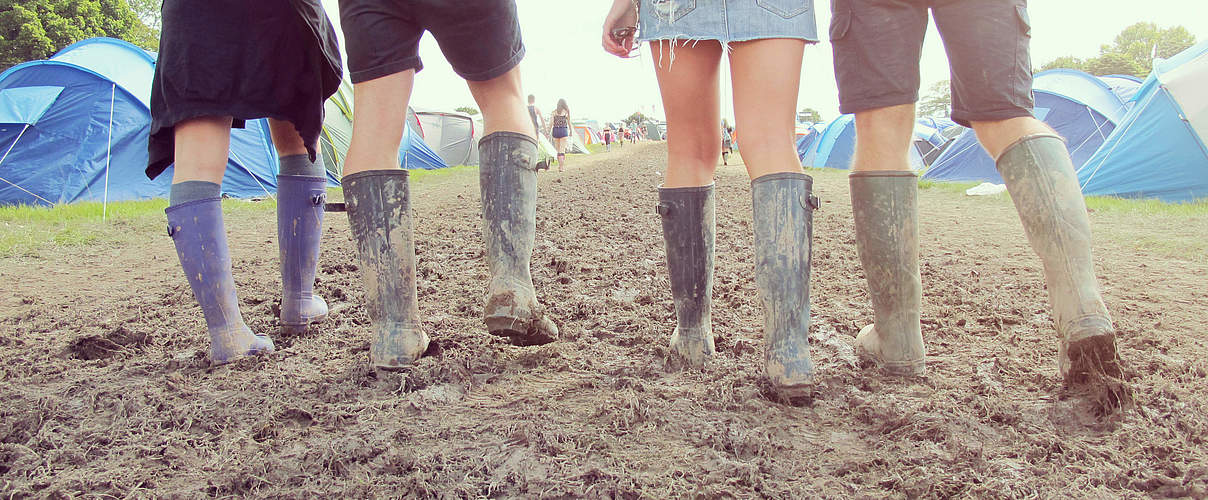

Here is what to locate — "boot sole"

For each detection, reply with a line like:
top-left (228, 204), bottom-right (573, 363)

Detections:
top-left (280, 313), bottom-right (328, 335)
top-left (486, 316), bottom-right (557, 346)
top-left (1065, 334), bottom-right (1121, 384)
top-left (857, 350), bottom-right (926, 377)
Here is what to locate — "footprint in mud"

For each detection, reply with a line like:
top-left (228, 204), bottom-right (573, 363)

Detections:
top-left (65, 326), bottom-right (151, 361)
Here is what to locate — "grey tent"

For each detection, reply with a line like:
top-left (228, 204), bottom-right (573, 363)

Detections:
top-left (414, 110), bottom-right (479, 166)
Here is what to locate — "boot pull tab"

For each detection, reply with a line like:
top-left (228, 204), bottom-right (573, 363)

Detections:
top-left (310, 192), bottom-right (326, 207)
top-left (656, 202), bottom-right (672, 217)
top-left (166, 224), bottom-right (177, 237)
top-left (807, 194), bottom-right (820, 211)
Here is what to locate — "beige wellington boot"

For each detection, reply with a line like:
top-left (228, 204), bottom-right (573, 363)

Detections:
top-left (997, 134), bottom-right (1121, 384)
top-left (849, 171), bottom-right (926, 377)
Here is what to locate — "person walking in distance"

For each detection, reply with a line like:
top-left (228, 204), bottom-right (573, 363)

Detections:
top-left (829, 0), bottom-right (1122, 384)
top-left (338, 0), bottom-right (559, 369)
top-left (148, 0), bottom-right (342, 364)
top-left (604, 0), bottom-right (820, 398)
top-left (550, 99), bottom-right (572, 171)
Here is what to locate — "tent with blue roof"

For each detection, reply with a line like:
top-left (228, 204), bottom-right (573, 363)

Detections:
top-left (795, 122), bottom-right (825, 165)
top-left (0, 37), bottom-right (337, 206)
top-left (1077, 42), bottom-right (1208, 202)
top-left (924, 69), bottom-right (1139, 184)
top-left (800, 114), bottom-right (931, 170)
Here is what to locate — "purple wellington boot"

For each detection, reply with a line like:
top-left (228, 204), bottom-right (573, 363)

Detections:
top-left (167, 198), bottom-right (274, 364)
top-left (277, 175), bottom-right (329, 334)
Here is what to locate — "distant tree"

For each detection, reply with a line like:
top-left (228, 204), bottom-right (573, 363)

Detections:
top-left (797, 108), bottom-right (822, 123)
top-left (0, 0), bottom-right (158, 69)
top-left (917, 80), bottom-right (951, 118)
top-left (126, 0), bottom-right (160, 31)
top-left (454, 106), bottom-right (479, 116)
top-left (1083, 52), bottom-right (1145, 78)
top-left (1038, 22), bottom-right (1195, 78)
top-left (1038, 55), bottom-right (1086, 73)
top-left (626, 111), bottom-right (648, 126)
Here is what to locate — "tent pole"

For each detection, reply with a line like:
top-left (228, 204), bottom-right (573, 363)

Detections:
top-left (0, 124), bottom-right (30, 169)
top-left (103, 84), bottom-right (115, 221)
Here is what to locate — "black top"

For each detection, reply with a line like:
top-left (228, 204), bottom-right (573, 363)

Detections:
top-left (145, 0), bottom-right (343, 180)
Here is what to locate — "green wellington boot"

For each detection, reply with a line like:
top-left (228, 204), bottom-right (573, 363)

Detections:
top-left (850, 171), bottom-right (926, 376)
top-left (998, 134), bottom-right (1120, 383)
top-left (344, 170), bottom-right (430, 369)
top-left (752, 172), bottom-right (819, 394)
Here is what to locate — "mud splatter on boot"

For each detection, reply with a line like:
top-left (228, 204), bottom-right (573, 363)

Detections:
top-left (344, 170), bottom-right (430, 369)
top-left (479, 132), bottom-right (559, 346)
top-left (751, 172), bottom-right (818, 398)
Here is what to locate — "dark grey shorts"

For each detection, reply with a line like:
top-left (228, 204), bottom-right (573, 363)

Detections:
top-left (338, 0), bottom-right (525, 83)
top-left (830, 0), bottom-right (1034, 127)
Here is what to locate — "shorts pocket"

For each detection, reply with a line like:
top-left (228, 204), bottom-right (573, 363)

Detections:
top-left (651, 0), bottom-right (697, 23)
top-left (1015, 5), bottom-right (1031, 37)
top-left (829, 9), bottom-right (851, 41)
top-left (756, 0), bottom-right (811, 19)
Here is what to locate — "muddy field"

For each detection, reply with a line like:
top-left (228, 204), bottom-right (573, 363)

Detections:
top-left (2, 141), bottom-right (1207, 498)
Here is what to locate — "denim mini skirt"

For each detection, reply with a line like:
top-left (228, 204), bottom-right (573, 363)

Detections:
top-left (637, 0), bottom-right (818, 44)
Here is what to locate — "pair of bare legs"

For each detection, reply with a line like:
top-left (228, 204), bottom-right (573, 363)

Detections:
top-left (342, 66), bottom-right (557, 368)
top-left (173, 117), bottom-right (307, 183)
top-left (655, 39), bottom-right (804, 186)
top-left (852, 106), bottom-right (1049, 173)
top-left (553, 135), bottom-right (569, 171)
top-left (654, 39), bottom-right (817, 396)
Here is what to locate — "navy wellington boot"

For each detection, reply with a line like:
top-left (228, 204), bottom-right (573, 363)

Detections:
top-left (167, 198), bottom-right (274, 364)
top-left (277, 175), bottom-right (329, 334)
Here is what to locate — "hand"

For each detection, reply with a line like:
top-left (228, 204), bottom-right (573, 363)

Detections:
top-left (602, 0), bottom-right (638, 58)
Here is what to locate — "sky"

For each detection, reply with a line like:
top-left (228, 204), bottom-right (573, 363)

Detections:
top-left (317, 0), bottom-right (1206, 125)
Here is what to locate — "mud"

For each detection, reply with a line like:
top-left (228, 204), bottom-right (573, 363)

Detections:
top-left (3, 142), bottom-right (1208, 498)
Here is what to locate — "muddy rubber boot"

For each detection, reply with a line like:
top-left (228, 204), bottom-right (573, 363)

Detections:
top-left (343, 170), bottom-right (430, 369)
top-left (849, 171), bottom-right (926, 376)
top-left (166, 198), bottom-right (274, 364)
top-left (277, 175), bottom-right (329, 335)
top-left (997, 134), bottom-right (1120, 383)
top-left (751, 172), bottom-right (819, 395)
top-left (657, 184), bottom-right (716, 365)
top-left (479, 132), bottom-right (559, 346)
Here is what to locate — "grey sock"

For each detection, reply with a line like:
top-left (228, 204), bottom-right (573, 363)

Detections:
top-left (169, 180), bottom-right (221, 206)
top-left (279, 153), bottom-right (325, 177)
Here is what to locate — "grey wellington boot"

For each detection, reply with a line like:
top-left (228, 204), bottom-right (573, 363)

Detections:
top-left (850, 171), bottom-right (926, 376)
top-left (752, 172), bottom-right (819, 394)
top-left (657, 184), bottom-right (716, 365)
top-left (343, 170), bottom-right (430, 369)
top-left (479, 132), bottom-right (559, 346)
top-left (997, 134), bottom-right (1120, 383)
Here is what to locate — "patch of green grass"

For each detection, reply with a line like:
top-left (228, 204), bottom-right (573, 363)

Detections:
top-left (1084, 196), bottom-right (1208, 216)
top-left (584, 144), bottom-right (606, 154)
top-left (0, 199), bottom-right (172, 257)
top-left (917, 179), bottom-right (989, 196)
top-left (406, 164), bottom-right (478, 184)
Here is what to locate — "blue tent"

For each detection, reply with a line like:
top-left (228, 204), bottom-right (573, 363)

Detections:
top-left (799, 115), bottom-right (929, 170)
top-left (801, 114), bottom-right (856, 169)
top-left (1078, 42), bottom-right (1208, 202)
top-left (795, 122), bottom-right (825, 165)
top-left (0, 37), bottom-right (338, 207)
top-left (399, 123), bottom-right (446, 170)
top-left (924, 69), bottom-right (1138, 184)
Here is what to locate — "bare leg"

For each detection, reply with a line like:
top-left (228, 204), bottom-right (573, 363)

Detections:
top-left (267, 118), bottom-right (310, 157)
top-left (343, 70), bottom-right (415, 176)
top-left (651, 40), bottom-right (722, 187)
top-left (172, 116), bottom-right (234, 184)
top-left (729, 38), bottom-right (805, 180)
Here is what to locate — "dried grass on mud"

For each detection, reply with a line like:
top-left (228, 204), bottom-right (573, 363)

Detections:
top-left (2, 142), bottom-right (1207, 498)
